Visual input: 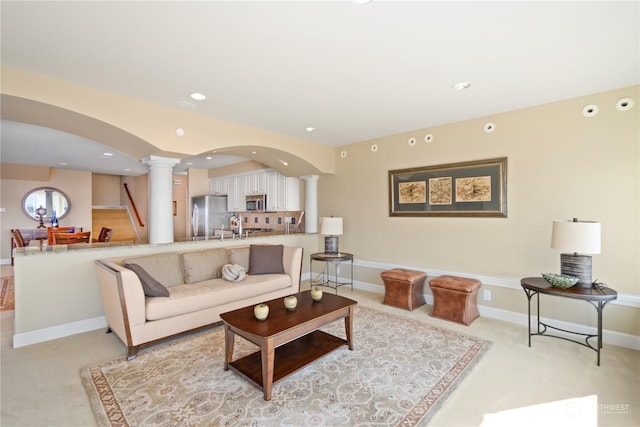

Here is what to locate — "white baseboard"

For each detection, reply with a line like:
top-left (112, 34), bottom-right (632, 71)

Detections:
top-left (352, 280), bottom-right (640, 351)
top-left (13, 316), bottom-right (107, 348)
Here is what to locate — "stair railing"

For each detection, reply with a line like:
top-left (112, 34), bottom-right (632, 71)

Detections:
top-left (123, 183), bottom-right (145, 227)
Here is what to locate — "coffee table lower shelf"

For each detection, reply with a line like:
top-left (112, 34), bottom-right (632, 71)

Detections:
top-left (229, 330), bottom-right (346, 389)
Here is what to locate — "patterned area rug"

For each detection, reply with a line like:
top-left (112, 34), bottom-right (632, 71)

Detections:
top-left (81, 306), bottom-right (490, 426)
top-left (0, 276), bottom-right (15, 312)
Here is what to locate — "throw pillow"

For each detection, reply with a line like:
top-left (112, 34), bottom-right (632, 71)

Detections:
top-left (222, 264), bottom-right (246, 282)
top-left (228, 247), bottom-right (250, 271)
top-left (248, 244), bottom-right (285, 275)
top-left (125, 263), bottom-right (170, 297)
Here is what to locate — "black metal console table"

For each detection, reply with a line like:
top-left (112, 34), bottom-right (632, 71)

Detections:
top-left (310, 252), bottom-right (354, 294)
top-left (521, 277), bottom-right (617, 366)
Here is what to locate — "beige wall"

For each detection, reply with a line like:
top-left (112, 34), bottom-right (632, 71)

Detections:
top-left (91, 173), bottom-right (121, 206)
top-left (319, 85), bottom-right (639, 336)
top-left (1, 168), bottom-right (93, 259)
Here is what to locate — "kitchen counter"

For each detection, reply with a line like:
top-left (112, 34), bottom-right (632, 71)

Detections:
top-left (15, 231), bottom-right (308, 256)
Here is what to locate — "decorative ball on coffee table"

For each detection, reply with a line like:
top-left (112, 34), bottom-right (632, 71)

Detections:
top-left (284, 295), bottom-right (298, 311)
top-left (311, 287), bottom-right (323, 302)
top-left (254, 303), bottom-right (269, 320)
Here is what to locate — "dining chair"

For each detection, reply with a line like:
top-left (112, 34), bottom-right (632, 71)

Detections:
top-left (47, 226), bottom-right (76, 245)
top-left (51, 231), bottom-right (91, 245)
top-left (11, 229), bottom-right (26, 248)
top-left (97, 227), bottom-right (113, 242)
top-left (11, 229), bottom-right (27, 266)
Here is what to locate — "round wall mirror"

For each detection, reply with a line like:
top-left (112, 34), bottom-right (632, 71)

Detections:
top-left (22, 187), bottom-right (71, 223)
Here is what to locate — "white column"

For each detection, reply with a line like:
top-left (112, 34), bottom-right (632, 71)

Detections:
top-left (143, 155), bottom-right (181, 244)
top-left (300, 175), bottom-right (319, 233)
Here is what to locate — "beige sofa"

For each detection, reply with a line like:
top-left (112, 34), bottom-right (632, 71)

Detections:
top-left (95, 244), bottom-right (303, 360)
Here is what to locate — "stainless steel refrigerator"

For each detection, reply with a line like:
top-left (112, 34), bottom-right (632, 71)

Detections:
top-left (190, 195), bottom-right (231, 240)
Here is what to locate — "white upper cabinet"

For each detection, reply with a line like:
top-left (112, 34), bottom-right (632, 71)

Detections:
top-left (209, 177), bottom-right (228, 195)
top-left (246, 171), bottom-right (266, 195)
top-left (210, 169), bottom-right (300, 212)
top-left (285, 177), bottom-right (300, 211)
top-left (226, 176), bottom-right (247, 212)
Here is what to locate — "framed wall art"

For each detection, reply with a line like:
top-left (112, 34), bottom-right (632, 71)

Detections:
top-left (389, 157), bottom-right (507, 217)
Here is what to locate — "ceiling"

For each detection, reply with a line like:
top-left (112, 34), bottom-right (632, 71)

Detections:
top-left (1, 1), bottom-right (638, 176)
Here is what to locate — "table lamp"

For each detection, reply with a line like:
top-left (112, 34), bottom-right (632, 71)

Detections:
top-left (551, 218), bottom-right (601, 288)
top-left (320, 217), bottom-right (343, 254)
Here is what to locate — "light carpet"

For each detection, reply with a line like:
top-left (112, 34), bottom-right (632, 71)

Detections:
top-left (81, 305), bottom-right (490, 426)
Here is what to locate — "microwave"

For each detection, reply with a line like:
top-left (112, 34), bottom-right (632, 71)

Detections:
top-left (246, 194), bottom-right (266, 211)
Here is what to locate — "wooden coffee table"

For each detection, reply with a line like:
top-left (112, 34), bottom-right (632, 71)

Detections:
top-left (220, 290), bottom-right (357, 400)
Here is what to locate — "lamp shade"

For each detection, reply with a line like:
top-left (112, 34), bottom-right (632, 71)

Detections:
top-left (320, 217), bottom-right (343, 236)
top-left (551, 219), bottom-right (601, 254)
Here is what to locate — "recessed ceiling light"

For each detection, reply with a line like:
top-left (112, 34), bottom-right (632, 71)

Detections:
top-left (354, 0), bottom-right (372, 4)
top-left (306, 127), bottom-right (315, 132)
top-left (206, 156), bottom-right (213, 160)
top-left (103, 152), bottom-right (113, 156)
top-left (251, 151), bottom-right (257, 154)
top-left (124, 168), bottom-right (131, 171)
top-left (59, 162), bottom-right (68, 166)
top-left (186, 162), bottom-right (193, 165)
top-left (453, 81), bottom-right (472, 90)
top-left (190, 93), bottom-right (207, 101)
top-left (176, 128), bottom-right (185, 136)
top-left (278, 159), bottom-right (289, 166)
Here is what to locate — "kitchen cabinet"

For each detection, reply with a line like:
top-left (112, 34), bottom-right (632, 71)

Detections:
top-left (210, 169), bottom-right (299, 212)
top-left (209, 177), bottom-right (228, 195)
top-left (246, 171), bottom-right (266, 195)
top-left (226, 176), bottom-right (247, 212)
top-left (285, 177), bottom-right (300, 210)
top-left (266, 171), bottom-right (300, 211)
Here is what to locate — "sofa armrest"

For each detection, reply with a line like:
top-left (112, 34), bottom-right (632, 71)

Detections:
top-left (282, 246), bottom-right (303, 291)
top-left (95, 260), bottom-right (147, 346)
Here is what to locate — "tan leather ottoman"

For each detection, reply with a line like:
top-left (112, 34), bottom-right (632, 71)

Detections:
top-left (381, 269), bottom-right (426, 311)
top-left (429, 275), bottom-right (481, 325)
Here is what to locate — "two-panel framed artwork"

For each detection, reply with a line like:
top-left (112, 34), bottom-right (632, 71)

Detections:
top-left (389, 157), bottom-right (507, 217)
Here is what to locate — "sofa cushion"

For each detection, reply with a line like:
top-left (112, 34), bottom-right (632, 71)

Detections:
top-left (228, 247), bottom-right (250, 271)
top-left (145, 274), bottom-right (291, 321)
top-left (123, 252), bottom-right (184, 287)
top-left (182, 248), bottom-right (229, 284)
top-left (249, 244), bottom-right (285, 275)
top-left (124, 263), bottom-right (170, 297)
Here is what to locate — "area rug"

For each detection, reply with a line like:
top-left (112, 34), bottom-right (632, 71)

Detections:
top-left (0, 276), bottom-right (15, 312)
top-left (81, 305), bottom-right (490, 426)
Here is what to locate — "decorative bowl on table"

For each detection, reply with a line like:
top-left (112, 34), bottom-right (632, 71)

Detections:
top-left (541, 273), bottom-right (579, 289)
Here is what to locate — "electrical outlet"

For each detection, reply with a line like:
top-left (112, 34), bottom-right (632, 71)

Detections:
top-left (483, 290), bottom-right (492, 301)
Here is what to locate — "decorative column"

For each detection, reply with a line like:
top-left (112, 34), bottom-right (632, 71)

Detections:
top-left (300, 175), bottom-right (319, 233)
top-left (143, 155), bottom-right (181, 244)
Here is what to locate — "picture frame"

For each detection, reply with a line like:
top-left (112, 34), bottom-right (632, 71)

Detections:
top-left (389, 157), bottom-right (507, 217)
